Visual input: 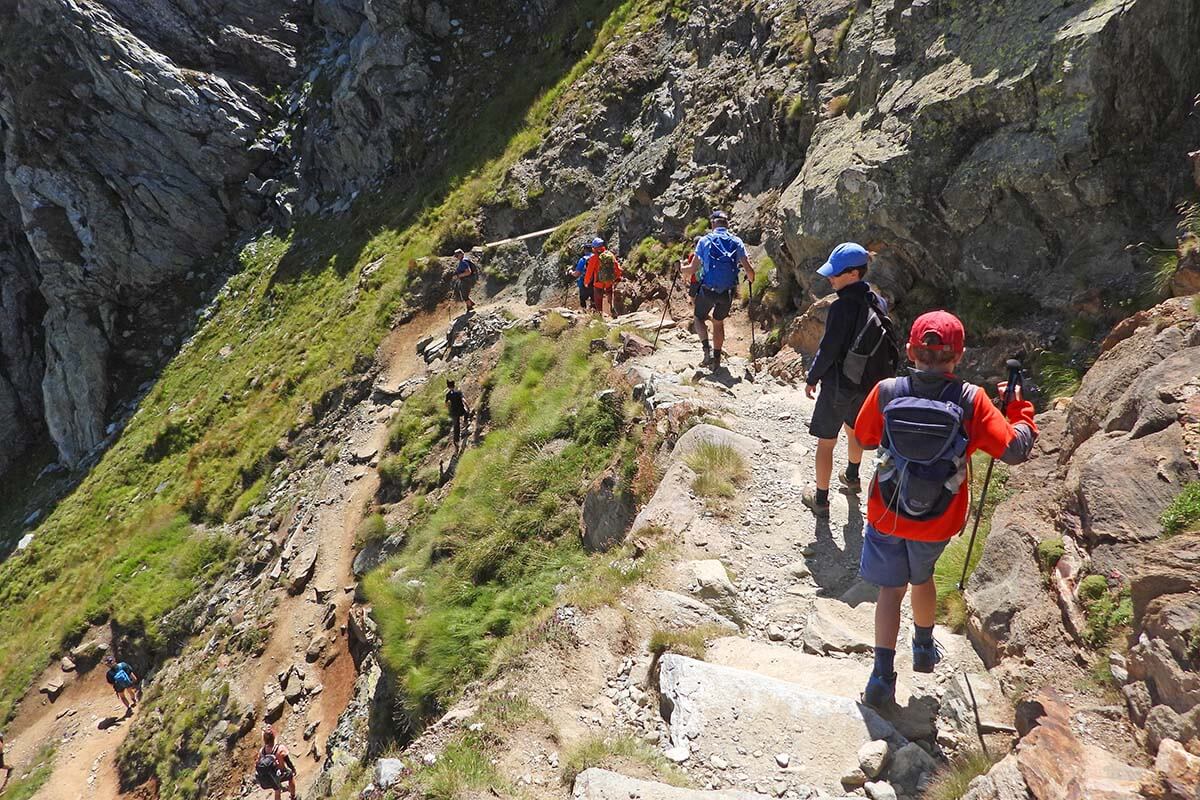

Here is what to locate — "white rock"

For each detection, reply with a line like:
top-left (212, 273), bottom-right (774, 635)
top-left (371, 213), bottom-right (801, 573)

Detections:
top-left (864, 780), bottom-right (898, 800)
top-left (374, 758), bottom-right (406, 788)
top-left (775, 753), bottom-right (790, 768)
top-left (858, 740), bottom-right (890, 778)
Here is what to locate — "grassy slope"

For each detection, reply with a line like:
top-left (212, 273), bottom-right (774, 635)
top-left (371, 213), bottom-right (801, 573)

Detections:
top-left (364, 324), bottom-right (628, 727)
top-left (0, 0), bottom-right (665, 721)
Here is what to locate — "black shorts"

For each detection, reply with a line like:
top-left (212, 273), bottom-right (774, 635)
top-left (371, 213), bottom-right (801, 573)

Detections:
top-left (808, 379), bottom-right (868, 440)
top-left (694, 287), bottom-right (734, 322)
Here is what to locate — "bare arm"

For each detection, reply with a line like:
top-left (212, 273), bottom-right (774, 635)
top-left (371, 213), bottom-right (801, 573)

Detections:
top-left (739, 254), bottom-right (755, 284)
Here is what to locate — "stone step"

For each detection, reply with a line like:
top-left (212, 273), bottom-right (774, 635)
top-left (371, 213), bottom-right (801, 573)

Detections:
top-left (572, 768), bottom-right (767, 799)
top-left (657, 654), bottom-right (906, 794)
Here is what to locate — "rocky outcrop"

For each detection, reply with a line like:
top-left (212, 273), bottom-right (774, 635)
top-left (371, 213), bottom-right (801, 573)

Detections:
top-left (777, 0), bottom-right (1200, 342)
top-left (968, 297), bottom-right (1200, 792)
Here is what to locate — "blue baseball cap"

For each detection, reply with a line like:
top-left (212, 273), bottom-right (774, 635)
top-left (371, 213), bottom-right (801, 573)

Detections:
top-left (817, 242), bottom-right (869, 277)
top-left (582, 241), bottom-right (594, 252)
top-left (591, 237), bottom-right (605, 248)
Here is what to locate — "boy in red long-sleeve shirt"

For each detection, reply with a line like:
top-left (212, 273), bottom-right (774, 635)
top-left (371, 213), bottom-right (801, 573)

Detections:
top-left (853, 311), bottom-right (1037, 707)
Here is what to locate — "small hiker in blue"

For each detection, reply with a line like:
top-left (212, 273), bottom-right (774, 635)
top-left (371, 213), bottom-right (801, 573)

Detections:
top-left (103, 654), bottom-right (141, 717)
top-left (683, 210), bottom-right (755, 370)
top-left (452, 248), bottom-right (477, 313)
top-left (569, 241), bottom-right (594, 310)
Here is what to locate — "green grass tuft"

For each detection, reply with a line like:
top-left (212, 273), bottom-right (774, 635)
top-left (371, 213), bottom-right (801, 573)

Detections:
top-left (923, 750), bottom-right (999, 800)
top-left (1036, 537), bottom-right (1065, 573)
top-left (561, 734), bottom-right (690, 787)
top-left (1036, 351), bottom-right (1084, 400)
top-left (648, 625), bottom-right (725, 661)
top-left (1160, 481), bottom-right (1200, 537)
top-left (685, 442), bottom-right (748, 499)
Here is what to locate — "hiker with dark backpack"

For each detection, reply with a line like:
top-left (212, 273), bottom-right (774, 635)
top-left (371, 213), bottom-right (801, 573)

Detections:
top-left (0, 731), bottom-right (13, 789)
top-left (584, 237), bottom-right (622, 317)
top-left (103, 654), bottom-right (141, 716)
top-left (852, 311), bottom-right (1037, 708)
top-left (451, 248), bottom-right (477, 313)
top-left (684, 210), bottom-right (755, 371)
top-left (445, 380), bottom-right (471, 448)
top-left (569, 241), bottom-right (594, 310)
top-left (802, 243), bottom-right (899, 518)
top-left (255, 725), bottom-right (297, 800)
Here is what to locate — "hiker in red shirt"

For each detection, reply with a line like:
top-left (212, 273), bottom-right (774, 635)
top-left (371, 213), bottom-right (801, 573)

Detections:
top-left (584, 237), bottom-right (622, 317)
top-left (853, 311), bottom-right (1037, 707)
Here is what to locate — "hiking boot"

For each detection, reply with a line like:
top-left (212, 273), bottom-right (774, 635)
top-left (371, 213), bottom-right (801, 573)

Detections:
top-left (710, 350), bottom-right (722, 371)
top-left (839, 469), bottom-right (862, 494)
top-left (863, 671), bottom-right (897, 708)
top-left (701, 344), bottom-right (713, 366)
top-left (912, 638), bottom-right (943, 674)
top-left (801, 487), bottom-right (830, 519)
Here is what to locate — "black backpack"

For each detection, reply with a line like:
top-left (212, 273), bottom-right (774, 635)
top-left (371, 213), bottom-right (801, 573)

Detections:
top-left (841, 292), bottom-right (900, 389)
top-left (255, 749), bottom-right (281, 790)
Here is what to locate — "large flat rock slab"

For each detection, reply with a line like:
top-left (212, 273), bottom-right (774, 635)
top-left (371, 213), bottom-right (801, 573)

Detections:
top-left (658, 655), bottom-right (905, 792)
top-left (573, 769), bottom-right (766, 799)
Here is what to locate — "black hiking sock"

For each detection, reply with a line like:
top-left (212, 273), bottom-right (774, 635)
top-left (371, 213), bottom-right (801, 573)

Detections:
top-left (814, 488), bottom-right (830, 506)
top-left (844, 461), bottom-right (860, 481)
top-left (914, 624), bottom-right (935, 646)
top-left (873, 647), bottom-right (896, 677)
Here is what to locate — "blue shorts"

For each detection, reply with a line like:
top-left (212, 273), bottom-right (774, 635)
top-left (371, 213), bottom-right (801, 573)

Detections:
top-left (859, 524), bottom-right (950, 588)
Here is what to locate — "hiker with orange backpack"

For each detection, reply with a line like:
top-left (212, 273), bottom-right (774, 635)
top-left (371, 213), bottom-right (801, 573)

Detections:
top-left (683, 211), bottom-right (754, 371)
top-left (584, 237), bottom-right (622, 317)
top-left (255, 725), bottom-right (297, 800)
top-left (852, 311), bottom-right (1037, 708)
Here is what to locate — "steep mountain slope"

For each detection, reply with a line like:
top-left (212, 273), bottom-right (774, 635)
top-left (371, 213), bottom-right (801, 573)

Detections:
top-left (0, 1), bottom-right (1197, 799)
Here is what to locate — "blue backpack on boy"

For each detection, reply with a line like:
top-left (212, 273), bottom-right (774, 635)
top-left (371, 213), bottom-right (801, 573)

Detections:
top-left (875, 378), bottom-right (975, 520)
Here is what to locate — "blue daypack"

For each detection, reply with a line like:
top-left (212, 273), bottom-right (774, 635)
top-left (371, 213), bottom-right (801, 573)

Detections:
top-left (109, 663), bottom-right (133, 689)
top-left (876, 378), bottom-right (971, 520)
top-left (699, 232), bottom-right (741, 292)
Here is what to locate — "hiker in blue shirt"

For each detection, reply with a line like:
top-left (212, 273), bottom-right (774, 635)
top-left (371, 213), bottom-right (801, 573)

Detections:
top-left (451, 248), bottom-right (477, 313)
top-left (683, 210), bottom-right (755, 371)
top-left (569, 241), bottom-right (594, 309)
top-left (103, 654), bottom-right (141, 717)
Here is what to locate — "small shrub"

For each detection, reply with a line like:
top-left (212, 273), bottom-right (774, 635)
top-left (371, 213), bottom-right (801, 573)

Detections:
top-left (562, 735), bottom-right (689, 787)
top-left (1036, 351), bottom-right (1084, 400)
top-left (827, 93), bottom-right (851, 117)
top-left (410, 730), bottom-right (506, 799)
top-left (1160, 481), bottom-right (1200, 537)
top-left (685, 442), bottom-right (749, 499)
top-left (832, 7), bottom-right (857, 55)
top-left (936, 591), bottom-right (969, 634)
top-left (1036, 537), bottom-right (1065, 573)
top-left (786, 95), bottom-right (805, 121)
top-left (684, 217), bottom-right (709, 239)
top-left (356, 513), bottom-right (387, 547)
top-left (649, 626), bottom-right (724, 660)
top-left (923, 750), bottom-right (998, 800)
top-left (541, 311), bottom-right (571, 338)
top-left (1078, 574), bottom-right (1109, 604)
top-left (621, 132), bottom-right (635, 150)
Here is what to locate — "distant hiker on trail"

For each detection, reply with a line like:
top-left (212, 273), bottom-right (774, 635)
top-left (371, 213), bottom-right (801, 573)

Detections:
top-left (0, 731), bottom-right (13, 789)
top-left (255, 725), bottom-right (297, 800)
top-left (684, 210), bottom-right (755, 371)
top-left (451, 248), bottom-right (477, 313)
top-left (801, 243), bottom-right (898, 519)
top-left (103, 654), bottom-right (140, 716)
top-left (853, 311), bottom-right (1037, 708)
top-left (584, 237), bottom-right (622, 317)
top-left (445, 380), bottom-right (471, 447)
top-left (569, 241), bottom-right (594, 310)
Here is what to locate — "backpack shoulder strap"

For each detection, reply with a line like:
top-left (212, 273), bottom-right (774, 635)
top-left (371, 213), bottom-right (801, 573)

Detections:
top-left (876, 376), bottom-right (910, 409)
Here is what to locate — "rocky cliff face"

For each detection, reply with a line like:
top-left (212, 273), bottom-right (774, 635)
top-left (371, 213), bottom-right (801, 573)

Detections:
top-left (0, 0), bottom-right (560, 476)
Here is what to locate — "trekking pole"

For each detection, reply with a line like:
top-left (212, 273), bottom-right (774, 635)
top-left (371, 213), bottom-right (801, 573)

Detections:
top-left (745, 274), bottom-right (756, 355)
top-left (652, 262), bottom-right (682, 353)
top-left (957, 358), bottom-right (1024, 591)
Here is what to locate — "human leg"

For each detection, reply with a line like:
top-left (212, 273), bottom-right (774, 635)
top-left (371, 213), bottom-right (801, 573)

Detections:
top-left (592, 286), bottom-right (604, 314)
top-left (452, 414), bottom-right (461, 445)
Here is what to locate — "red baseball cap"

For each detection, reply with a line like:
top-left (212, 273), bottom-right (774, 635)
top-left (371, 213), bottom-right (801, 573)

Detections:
top-left (909, 310), bottom-right (965, 354)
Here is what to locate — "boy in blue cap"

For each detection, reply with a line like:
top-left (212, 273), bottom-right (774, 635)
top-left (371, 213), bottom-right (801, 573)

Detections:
top-left (801, 242), bottom-right (882, 518)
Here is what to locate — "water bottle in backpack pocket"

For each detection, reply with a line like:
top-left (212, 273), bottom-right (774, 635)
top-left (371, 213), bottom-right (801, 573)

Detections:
top-left (875, 379), bottom-right (972, 520)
